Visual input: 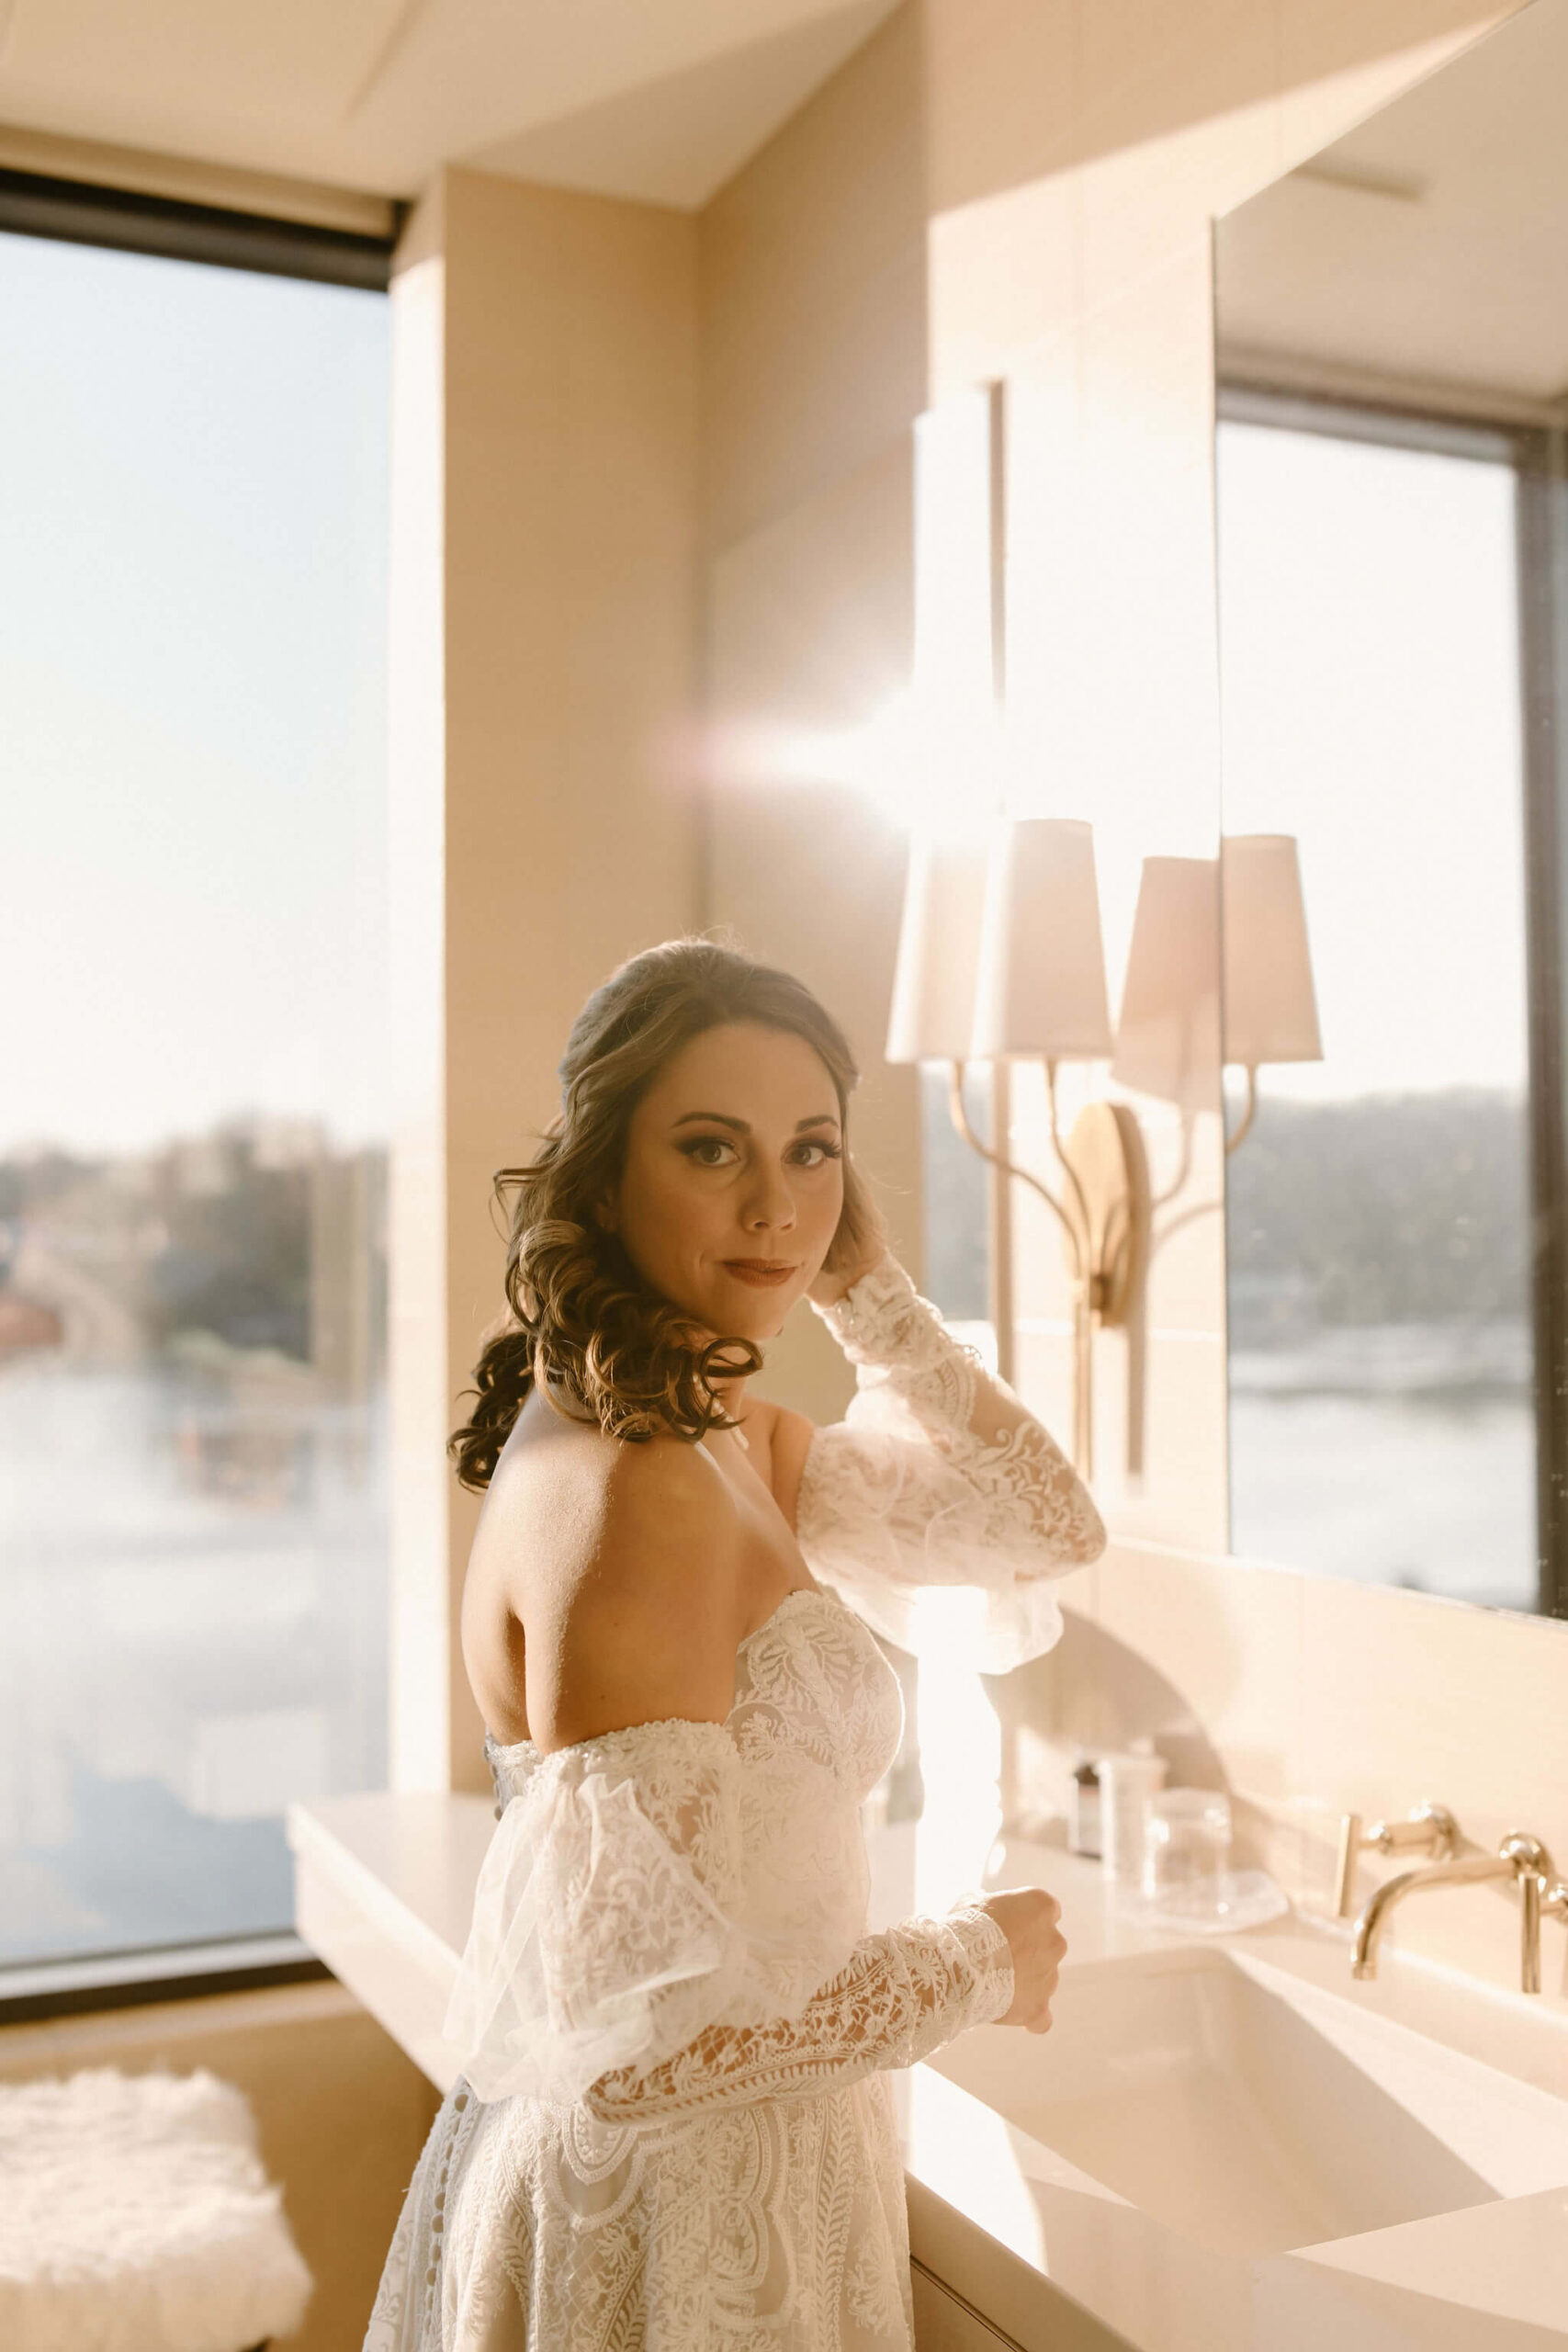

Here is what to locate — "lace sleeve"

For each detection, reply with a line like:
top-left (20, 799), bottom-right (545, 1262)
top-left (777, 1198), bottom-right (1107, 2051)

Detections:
top-left (795, 1251), bottom-right (1106, 1674)
top-left (440, 1716), bottom-right (1011, 2115)
top-left (583, 1901), bottom-right (1011, 2123)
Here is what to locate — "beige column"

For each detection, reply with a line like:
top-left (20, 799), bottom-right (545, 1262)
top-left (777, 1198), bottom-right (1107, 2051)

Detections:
top-left (697, 10), bottom-right (931, 1419)
top-left (387, 168), bottom-right (700, 1792)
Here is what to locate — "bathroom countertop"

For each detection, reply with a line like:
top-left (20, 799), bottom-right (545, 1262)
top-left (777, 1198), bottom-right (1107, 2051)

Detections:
top-left (287, 1793), bottom-right (1568, 2352)
top-left (892, 1828), bottom-right (1568, 2352)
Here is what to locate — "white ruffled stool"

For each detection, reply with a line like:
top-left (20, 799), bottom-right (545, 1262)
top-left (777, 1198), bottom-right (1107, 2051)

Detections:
top-left (0, 2064), bottom-right (314, 2352)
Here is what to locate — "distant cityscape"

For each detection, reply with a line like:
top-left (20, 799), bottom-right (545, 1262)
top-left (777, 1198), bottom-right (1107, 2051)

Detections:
top-left (0, 1116), bottom-right (388, 1386)
top-left (0, 1115), bottom-right (390, 1968)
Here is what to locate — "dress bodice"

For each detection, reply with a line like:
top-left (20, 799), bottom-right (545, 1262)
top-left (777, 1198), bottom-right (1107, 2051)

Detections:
top-left (482, 1584), bottom-right (904, 1814)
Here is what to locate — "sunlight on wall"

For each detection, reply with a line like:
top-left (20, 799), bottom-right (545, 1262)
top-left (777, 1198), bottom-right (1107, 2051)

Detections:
top-left (911, 1611), bottom-right (1005, 1914)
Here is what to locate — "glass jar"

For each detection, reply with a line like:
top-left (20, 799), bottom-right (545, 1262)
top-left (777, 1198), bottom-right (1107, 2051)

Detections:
top-left (1141, 1787), bottom-right (1233, 1912)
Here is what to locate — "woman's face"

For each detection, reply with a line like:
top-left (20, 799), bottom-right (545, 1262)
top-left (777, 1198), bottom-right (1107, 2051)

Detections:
top-left (599, 1021), bottom-right (845, 1341)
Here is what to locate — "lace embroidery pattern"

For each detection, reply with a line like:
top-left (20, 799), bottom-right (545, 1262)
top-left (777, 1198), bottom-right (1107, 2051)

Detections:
top-left (364, 1250), bottom-right (1053, 2352)
top-left (795, 1253), bottom-right (1105, 1674)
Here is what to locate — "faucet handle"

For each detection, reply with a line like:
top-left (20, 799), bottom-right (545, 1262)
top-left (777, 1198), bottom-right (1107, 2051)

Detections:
top-left (1498, 1834), bottom-right (1568, 1928)
top-left (1498, 1834), bottom-right (1560, 1996)
top-left (1334, 1802), bottom-right (1459, 1918)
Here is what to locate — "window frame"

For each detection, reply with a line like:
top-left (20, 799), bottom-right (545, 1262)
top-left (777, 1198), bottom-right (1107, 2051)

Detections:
top-left (0, 164), bottom-right (399, 288)
top-left (0, 173), bottom-right (394, 2018)
top-left (1217, 378), bottom-right (1568, 1621)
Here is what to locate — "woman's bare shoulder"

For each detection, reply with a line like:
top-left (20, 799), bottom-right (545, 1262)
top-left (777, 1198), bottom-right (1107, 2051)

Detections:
top-left (537, 1432), bottom-right (750, 1747)
top-left (485, 1403), bottom-right (739, 1577)
top-left (750, 1398), bottom-right (818, 1533)
top-left (463, 1407), bottom-right (753, 1751)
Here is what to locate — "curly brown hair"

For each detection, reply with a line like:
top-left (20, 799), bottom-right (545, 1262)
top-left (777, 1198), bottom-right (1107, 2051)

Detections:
top-left (447, 934), bottom-right (884, 1490)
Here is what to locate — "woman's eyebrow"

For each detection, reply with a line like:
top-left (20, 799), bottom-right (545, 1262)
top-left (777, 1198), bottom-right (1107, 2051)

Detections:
top-left (670, 1112), bottom-right (840, 1134)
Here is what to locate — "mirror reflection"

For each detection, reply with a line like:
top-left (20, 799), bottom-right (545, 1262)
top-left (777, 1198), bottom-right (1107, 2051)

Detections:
top-left (1213, 0), bottom-right (1568, 1615)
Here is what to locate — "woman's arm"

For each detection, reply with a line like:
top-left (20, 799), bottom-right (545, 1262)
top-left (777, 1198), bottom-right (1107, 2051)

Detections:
top-left (583, 1900), bottom-right (1012, 2121)
top-left (773, 1250), bottom-right (1105, 1672)
top-left (818, 1248), bottom-right (1104, 1556)
top-left (447, 1708), bottom-right (1014, 2116)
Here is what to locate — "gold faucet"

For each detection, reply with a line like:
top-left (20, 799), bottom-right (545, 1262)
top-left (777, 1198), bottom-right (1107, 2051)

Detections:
top-left (1351, 1831), bottom-right (1568, 1994)
top-left (1333, 1801), bottom-right (1457, 1917)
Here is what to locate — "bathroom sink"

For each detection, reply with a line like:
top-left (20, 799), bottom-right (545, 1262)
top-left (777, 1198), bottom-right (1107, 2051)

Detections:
top-left (925, 1942), bottom-right (1568, 2260)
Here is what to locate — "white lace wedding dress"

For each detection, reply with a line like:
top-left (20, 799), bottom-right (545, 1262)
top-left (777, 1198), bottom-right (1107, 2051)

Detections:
top-left (364, 1252), bottom-right (1104, 2352)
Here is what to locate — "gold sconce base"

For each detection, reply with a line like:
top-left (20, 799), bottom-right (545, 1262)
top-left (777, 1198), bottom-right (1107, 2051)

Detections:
top-left (947, 1063), bottom-right (1153, 1479)
top-left (944, 1054), bottom-right (1266, 1480)
top-left (1058, 1100), bottom-right (1150, 1329)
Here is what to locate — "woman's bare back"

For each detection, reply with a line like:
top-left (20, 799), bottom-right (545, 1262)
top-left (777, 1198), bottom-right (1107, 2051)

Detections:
top-left (459, 1383), bottom-right (819, 1752)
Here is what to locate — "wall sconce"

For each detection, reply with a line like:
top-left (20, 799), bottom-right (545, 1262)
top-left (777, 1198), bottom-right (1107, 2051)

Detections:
top-left (1107, 835), bottom-right (1322, 1250)
top-left (1218, 833), bottom-right (1324, 1147)
top-left (887, 820), bottom-right (1323, 1480)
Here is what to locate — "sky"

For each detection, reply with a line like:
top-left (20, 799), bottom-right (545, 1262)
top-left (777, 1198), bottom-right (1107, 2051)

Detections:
top-left (0, 229), bottom-right (389, 1159)
top-left (1215, 418), bottom-right (1529, 1103)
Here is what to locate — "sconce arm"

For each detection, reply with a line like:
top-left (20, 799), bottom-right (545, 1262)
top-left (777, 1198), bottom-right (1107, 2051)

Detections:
top-left (1044, 1059), bottom-right (1096, 1276)
top-left (1225, 1066), bottom-right (1258, 1157)
top-left (948, 1061), bottom-right (1086, 1283)
top-left (1149, 1111), bottom-right (1197, 1213)
top-left (1144, 1068), bottom-right (1260, 1260)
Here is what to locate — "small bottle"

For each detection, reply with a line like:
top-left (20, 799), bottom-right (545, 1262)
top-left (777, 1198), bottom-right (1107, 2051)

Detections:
top-left (1066, 1750), bottom-right (1101, 1859)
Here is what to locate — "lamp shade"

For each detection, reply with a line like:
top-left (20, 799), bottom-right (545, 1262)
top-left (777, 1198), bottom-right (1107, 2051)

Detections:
top-left (886, 831), bottom-right (989, 1063)
top-left (1110, 855), bottom-right (1222, 1114)
top-left (969, 816), bottom-right (1113, 1061)
top-left (1220, 833), bottom-right (1324, 1066)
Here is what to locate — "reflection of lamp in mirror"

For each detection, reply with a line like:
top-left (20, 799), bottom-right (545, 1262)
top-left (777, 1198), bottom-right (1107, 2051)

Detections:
top-left (1111, 835), bottom-right (1324, 1255)
top-left (1220, 833), bottom-right (1324, 1149)
top-left (1111, 854), bottom-right (1223, 1112)
top-left (1111, 854), bottom-right (1223, 1248)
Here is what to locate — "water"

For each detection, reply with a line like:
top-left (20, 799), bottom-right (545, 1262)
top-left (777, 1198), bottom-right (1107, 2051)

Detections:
top-left (0, 1357), bottom-right (389, 1968)
top-left (1229, 1328), bottom-right (1537, 1612)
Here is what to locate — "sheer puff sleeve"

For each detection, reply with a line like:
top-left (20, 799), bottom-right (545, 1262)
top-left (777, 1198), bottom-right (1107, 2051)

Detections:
top-left (441, 1715), bottom-right (1014, 2117)
top-left (795, 1251), bottom-right (1106, 1675)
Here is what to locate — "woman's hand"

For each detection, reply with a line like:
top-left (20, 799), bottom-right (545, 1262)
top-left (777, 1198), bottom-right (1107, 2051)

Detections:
top-left (807, 1174), bottom-right (891, 1308)
top-left (807, 1245), bottom-right (886, 1310)
top-left (977, 1886), bottom-right (1066, 2033)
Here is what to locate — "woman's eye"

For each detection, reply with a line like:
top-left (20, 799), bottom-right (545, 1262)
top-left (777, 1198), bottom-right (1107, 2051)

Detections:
top-left (679, 1137), bottom-right (840, 1169)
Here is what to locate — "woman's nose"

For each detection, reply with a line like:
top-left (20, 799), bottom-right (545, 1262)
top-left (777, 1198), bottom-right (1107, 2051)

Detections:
top-left (743, 1164), bottom-right (796, 1232)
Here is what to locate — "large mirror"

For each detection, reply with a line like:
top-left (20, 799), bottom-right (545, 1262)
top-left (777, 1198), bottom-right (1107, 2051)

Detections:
top-left (1213, 0), bottom-right (1568, 1617)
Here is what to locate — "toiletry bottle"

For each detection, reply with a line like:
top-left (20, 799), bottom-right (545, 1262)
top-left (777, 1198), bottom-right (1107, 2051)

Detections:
top-left (1066, 1750), bottom-right (1101, 1859)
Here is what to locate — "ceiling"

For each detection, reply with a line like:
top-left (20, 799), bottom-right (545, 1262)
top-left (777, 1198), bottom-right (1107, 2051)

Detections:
top-left (0, 0), bottom-right (900, 210)
top-left (1216, 0), bottom-right (1568, 414)
top-left (12, 0), bottom-right (1563, 398)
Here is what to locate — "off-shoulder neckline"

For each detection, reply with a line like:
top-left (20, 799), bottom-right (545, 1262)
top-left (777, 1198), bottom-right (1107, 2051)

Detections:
top-left (483, 1582), bottom-right (844, 1763)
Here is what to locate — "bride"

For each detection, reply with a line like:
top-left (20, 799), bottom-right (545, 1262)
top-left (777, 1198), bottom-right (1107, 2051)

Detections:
top-left (366, 935), bottom-right (1105, 2352)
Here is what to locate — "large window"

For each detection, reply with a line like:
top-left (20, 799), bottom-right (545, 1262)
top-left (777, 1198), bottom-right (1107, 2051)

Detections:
top-left (0, 202), bottom-right (391, 1993)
